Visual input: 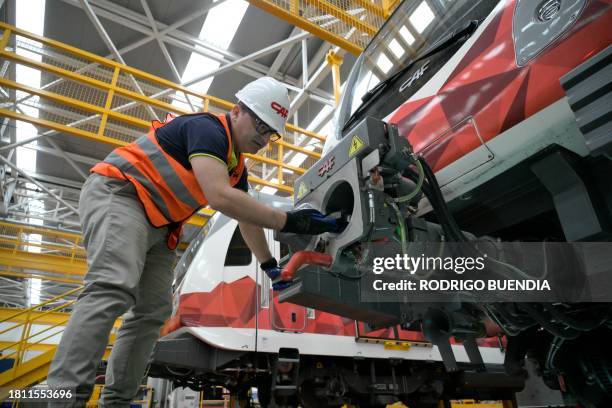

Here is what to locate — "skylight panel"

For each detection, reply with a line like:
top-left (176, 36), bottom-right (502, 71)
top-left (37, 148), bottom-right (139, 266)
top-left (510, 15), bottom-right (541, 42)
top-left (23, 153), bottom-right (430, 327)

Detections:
top-left (180, 0), bottom-right (249, 95)
top-left (307, 105), bottom-right (334, 132)
top-left (260, 178), bottom-right (279, 195)
top-left (399, 26), bottom-right (415, 45)
top-left (260, 186), bottom-right (278, 194)
top-left (30, 276), bottom-right (42, 306)
top-left (288, 145), bottom-right (315, 168)
top-left (202, 0), bottom-right (249, 49)
top-left (351, 70), bottom-right (380, 114)
top-left (409, 1), bottom-right (435, 34)
top-left (376, 53), bottom-right (393, 73)
top-left (16, 0), bottom-right (45, 174)
top-left (288, 152), bottom-right (307, 167)
top-left (388, 38), bottom-right (405, 59)
top-left (16, 0), bottom-right (45, 306)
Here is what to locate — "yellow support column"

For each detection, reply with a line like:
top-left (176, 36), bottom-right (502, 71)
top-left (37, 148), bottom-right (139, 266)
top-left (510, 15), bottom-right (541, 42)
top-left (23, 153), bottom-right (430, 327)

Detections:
top-left (0, 28), bottom-right (11, 50)
top-left (277, 142), bottom-right (284, 187)
top-left (381, 0), bottom-right (400, 17)
top-left (326, 50), bottom-right (344, 106)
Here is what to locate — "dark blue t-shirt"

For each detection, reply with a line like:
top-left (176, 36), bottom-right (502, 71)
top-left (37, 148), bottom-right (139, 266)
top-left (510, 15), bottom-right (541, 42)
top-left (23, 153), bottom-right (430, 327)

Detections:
top-left (155, 113), bottom-right (248, 192)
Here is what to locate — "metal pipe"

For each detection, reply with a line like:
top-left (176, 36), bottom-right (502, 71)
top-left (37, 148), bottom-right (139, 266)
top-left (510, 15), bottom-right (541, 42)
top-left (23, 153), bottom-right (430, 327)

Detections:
top-left (78, 0), bottom-right (159, 120)
top-left (9, 103), bottom-right (89, 180)
top-left (280, 251), bottom-right (333, 281)
top-left (61, 0), bottom-right (292, 84)
top-left (326, 50), bottom-right (344, 105)
top-left (62, 0), bottom-right (339, 98)
top-left (290, 62), bottom-right (332, 114)
top-left (3, 213), bottom-right (81, 229)
top-left (0, 134), bottom-right (43, 152)
top-left (269, 27), bottom-right (302, 76)
top-left (11, 0), bottom-right (226, 109)
top-left (0, 155), bottom-right (79, 215)
top-left (302, 38), bottom-right (309, 87)
top-left (182, 32), bottom-right (311, 88)
top-left (139, 0), bottom-right (181, 82)
top-left (2, 142), bottom-right (97, 165)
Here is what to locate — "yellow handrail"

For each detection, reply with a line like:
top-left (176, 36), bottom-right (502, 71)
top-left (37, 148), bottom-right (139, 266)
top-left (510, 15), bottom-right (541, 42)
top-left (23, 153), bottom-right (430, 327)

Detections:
top-left (0, 287), bottom-right (81, 326)
top-left (247, 0), bottom-right (398, 55)
top-left (0, 222), bottom-right (86, 271)
top-left (0, 287), bottom-right (82, 378)
top-left (0, 22), bottom-right (326, 195)
top-left (0, 286), bottom-right (122, 383)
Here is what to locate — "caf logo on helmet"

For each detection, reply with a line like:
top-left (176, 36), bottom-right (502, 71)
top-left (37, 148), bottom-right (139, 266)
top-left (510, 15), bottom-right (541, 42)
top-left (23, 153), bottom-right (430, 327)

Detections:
top-left (271, 102), bottom-right (288, 118)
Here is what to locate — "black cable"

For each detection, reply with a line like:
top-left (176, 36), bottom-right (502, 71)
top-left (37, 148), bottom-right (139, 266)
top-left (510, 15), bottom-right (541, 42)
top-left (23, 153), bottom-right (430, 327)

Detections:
top-left (328, 270), bottom-right (365, 280)
top-left (545, 336), bottom-right (564, 372)
top-left (518, 303), bottom-right (581, 340)
top-left (405, 164), bottom-right (459, 241)
top-left (542, 304), bottom-right (610, 332)
top-left (493, 303), bottom-right (537, 331)
top-left (421, 183), bottom-right (459, 241)
top-left (403, 166), bottom-right (460, 242)
top-left (418, 157), bottom-right (469, 242)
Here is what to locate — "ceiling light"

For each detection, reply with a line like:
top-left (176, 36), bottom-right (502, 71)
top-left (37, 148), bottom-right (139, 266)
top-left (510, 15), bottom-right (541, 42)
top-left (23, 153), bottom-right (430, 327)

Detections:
top-left (260, 186), bottom-right (278, 195)
top-left (376, 53), bottom-right (393, 73)
top-left (409, 1), bottom-right (435, 34)
top-left (388, 39), bottom-right (405, 58)
top-left (399, 26), bottom-right (416, 45)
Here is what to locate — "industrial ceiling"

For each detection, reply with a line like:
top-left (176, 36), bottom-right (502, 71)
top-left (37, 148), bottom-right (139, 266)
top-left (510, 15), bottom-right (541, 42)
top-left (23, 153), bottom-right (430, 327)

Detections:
top-left (0, 0), bottom-right (356, 307)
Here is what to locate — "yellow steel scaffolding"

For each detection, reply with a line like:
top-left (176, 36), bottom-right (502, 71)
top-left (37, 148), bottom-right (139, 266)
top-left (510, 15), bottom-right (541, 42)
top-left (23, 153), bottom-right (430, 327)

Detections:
top-left (0, 22), bottom-right (325, 198)
top-left (0, 287), bottom-right (121, 396)
top-left (0, 221), bottom-right (86, 278)
top-left (247, 0), bottom-right (401, 55)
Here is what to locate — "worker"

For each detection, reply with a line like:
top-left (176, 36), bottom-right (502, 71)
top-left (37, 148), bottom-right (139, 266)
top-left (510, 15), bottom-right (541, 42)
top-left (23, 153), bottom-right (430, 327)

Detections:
top-left (47, 77), bottom-right (339, 407)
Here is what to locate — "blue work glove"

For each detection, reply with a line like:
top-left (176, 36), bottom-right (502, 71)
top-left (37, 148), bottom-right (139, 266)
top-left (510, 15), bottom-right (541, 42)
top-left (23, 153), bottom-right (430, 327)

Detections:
top-left (261, 258), bottom-right (293, 291)
top-left (281, 208), bottom-right (345, 235)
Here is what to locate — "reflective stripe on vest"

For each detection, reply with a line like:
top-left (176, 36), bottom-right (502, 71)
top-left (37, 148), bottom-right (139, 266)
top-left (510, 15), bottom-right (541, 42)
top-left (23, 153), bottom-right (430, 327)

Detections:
top-left (91, 113), bottom-right (245, 227)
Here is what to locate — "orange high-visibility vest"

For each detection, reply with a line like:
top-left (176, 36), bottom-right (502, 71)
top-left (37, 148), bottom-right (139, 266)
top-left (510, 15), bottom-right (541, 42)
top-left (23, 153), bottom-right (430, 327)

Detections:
top-left (91, 113), bottom-right (245, 248)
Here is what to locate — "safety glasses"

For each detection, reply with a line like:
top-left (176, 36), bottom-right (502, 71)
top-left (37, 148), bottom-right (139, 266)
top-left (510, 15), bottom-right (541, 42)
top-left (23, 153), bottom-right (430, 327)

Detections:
top-left (241, 104), bottom-right (281, 142)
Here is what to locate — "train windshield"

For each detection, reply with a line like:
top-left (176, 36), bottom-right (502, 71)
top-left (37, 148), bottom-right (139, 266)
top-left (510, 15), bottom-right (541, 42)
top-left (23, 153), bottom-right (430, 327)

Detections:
top-left (334, 0), bottom-right (499, 139)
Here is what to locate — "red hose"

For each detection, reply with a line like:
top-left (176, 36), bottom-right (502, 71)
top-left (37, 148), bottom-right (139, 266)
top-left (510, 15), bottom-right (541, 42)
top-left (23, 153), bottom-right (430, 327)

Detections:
top-left (280, 251), bottom-right (333, 281)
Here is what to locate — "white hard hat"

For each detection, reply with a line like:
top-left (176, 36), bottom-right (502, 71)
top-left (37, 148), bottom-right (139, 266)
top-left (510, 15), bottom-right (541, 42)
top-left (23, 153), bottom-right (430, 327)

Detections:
top-left (235, 77), bottom-right (290, 136)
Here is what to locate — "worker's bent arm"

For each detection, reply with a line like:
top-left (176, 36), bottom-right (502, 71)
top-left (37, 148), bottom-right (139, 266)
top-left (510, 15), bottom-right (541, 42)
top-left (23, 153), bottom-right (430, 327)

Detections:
top-left (191, 156), bottom-right (287, 230)
top-left (239, 222), bottom-right (273, 263)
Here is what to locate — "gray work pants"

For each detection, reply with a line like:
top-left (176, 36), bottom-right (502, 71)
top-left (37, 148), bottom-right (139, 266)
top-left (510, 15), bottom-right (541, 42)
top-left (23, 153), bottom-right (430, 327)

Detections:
top-left (47, 173), bottom-right (175, 407)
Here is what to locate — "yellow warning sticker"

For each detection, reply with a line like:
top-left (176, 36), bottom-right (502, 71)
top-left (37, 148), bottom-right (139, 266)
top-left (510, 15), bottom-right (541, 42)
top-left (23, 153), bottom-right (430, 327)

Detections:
top-left (348, 135), bottom-right (365, 157)
top-left (296, 182), bottom-right (308, 200)
top-left (383, 341), bottom-right (412, 351)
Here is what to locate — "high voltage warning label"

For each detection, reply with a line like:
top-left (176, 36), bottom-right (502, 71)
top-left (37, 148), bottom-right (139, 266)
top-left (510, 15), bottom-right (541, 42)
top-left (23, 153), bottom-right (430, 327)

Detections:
top-left (348, 135), bottom-right (365, 157)
top-left (296, 182), bottom-right (308, 200)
